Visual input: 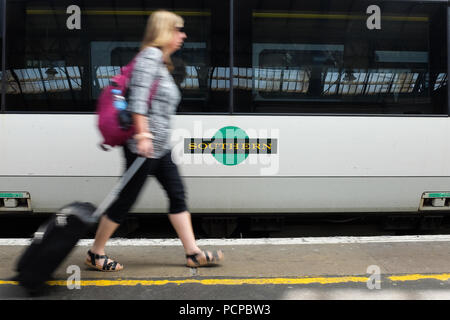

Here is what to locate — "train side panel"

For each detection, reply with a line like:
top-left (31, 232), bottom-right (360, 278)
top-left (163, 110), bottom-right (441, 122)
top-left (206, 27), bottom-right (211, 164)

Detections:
top-left (1, 114), bottom-right (449, 213)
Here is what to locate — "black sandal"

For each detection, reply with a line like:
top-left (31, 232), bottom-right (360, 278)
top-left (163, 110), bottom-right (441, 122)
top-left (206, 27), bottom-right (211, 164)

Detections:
top-left (186, 250), bottom-right (224, 267)
top-left (85, 250), bottom-right (123, 272)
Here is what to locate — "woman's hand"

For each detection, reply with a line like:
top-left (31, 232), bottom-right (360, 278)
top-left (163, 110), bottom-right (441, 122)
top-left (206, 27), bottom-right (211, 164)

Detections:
top-left (136, 137), bottom-right (154, 158)
top-left (132, 113), bottom-right (154, 158)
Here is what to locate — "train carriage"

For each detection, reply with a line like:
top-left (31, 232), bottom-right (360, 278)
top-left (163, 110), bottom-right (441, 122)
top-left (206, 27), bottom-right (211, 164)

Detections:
top-left (0, 0), bottom-right (448, 223)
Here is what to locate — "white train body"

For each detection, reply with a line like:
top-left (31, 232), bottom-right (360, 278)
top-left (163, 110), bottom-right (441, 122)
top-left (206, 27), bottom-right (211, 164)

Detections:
top-left (0, 0), bottom-right (448, 215)
top-left (1, 113), bottom-right (449, 214)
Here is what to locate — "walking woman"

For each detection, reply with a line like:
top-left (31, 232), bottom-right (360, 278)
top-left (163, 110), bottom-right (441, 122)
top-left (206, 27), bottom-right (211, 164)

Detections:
top-left (85, 10), bottom-right (224, 271)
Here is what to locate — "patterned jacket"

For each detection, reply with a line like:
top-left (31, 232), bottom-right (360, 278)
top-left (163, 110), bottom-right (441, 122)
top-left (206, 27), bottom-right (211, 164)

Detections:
top-left (126, 47), bottom-right (181, 158)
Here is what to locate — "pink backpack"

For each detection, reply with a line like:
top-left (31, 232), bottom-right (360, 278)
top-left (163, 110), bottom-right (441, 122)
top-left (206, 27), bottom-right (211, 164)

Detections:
top-left (97, 57), bottom-right (159, 150)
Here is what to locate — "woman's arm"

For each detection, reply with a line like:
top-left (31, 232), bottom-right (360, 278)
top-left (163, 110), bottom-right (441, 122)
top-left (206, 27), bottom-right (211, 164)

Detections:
top-left (128, 47), bottom-right (162, 158)
top-left (133, 113), bottom-right (154, 158)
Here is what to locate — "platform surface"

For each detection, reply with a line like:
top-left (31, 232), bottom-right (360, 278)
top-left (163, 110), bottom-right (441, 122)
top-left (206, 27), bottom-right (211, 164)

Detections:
top-left (1, 236), bottom-right (450, 300)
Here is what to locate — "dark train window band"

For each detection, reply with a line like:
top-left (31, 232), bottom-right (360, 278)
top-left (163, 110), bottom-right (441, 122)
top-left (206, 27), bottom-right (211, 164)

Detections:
top-left (234, 0), bottom-right (448, 115)
top-left (4, 0), bottom-right (230, 113)
top-left (2, 0), bottom-right (448, 116)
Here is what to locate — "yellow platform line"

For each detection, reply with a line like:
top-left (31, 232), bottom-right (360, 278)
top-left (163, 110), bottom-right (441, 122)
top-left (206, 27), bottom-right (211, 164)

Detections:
top-left (0, 276), bottom-right (368, 287)
top-left (388, 273), bottom-right (450, 282)
top-left (1, 273), bottom-right (449, 287)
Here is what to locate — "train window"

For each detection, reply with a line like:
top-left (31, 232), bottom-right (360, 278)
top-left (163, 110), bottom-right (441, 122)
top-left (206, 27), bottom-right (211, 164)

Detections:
top-left (5, 0), bottom-right (229, 113)
top-left (234, 0), bottom-right (448, 115)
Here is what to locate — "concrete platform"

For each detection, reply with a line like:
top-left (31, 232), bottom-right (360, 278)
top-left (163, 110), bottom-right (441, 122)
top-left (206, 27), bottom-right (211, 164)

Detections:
top-left (0, 236), bottom-right (449, 279)
top-left (1, 236), bottom-right (450, 300)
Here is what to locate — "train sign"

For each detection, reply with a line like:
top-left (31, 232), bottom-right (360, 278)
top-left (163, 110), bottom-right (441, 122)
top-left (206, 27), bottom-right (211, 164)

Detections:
top-left (184, 126), bottom-right (278, 166)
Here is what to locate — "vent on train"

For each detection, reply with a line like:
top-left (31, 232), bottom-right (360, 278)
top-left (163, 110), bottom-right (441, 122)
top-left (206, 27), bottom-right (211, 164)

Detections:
top-left (419, 192), bottom-right (450, 211)
top-left (0, 192), bottom-right (32, 212)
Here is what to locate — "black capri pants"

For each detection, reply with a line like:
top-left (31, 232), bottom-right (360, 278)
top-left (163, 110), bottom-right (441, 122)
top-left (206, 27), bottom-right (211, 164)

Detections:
top-left (105, 146), bottom-right (188, 224)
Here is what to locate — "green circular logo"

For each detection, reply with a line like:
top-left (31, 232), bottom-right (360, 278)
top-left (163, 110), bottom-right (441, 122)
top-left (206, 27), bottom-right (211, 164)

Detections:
top-left (211, 126), bottom-right (249, 166)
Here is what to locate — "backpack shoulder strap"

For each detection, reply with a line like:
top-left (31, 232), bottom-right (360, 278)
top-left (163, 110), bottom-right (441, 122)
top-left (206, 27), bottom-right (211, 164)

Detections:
top-left (146, 59), bottom-right (163, 106)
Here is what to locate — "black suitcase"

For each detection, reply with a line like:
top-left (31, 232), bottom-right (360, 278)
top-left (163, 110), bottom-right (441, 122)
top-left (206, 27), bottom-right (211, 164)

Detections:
top-left (14, 156), bottom-right (146, 294)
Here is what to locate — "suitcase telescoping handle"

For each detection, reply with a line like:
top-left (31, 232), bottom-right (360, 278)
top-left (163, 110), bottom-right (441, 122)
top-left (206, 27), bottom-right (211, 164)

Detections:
top-left (32, 157), bottom-right (146, 243)
top-left (90, 156), bottom-right (147, 221)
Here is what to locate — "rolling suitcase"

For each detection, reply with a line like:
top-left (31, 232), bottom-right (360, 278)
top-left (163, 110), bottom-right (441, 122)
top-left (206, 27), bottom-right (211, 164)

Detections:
top-left (14, 156), bottom-right (146, 293)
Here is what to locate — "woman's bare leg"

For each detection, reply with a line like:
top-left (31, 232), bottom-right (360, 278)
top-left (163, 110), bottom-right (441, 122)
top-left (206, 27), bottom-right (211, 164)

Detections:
top-left (87, 215), bottom-right (123, 270)
top-left (167, 211), bottom-right (200, 254)
top-left (168, 211), bottom-right (224, 266)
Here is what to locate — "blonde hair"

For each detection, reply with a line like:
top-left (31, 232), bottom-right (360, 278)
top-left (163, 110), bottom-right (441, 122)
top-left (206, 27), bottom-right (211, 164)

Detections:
top-left (141, 10), bottom-right (184, 71)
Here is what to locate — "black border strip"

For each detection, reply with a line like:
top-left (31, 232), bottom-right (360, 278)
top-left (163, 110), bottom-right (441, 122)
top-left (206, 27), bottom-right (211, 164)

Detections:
top-left (1, 0), bottom-right (5, 112)
top-left (448, 4), bottom-right (450, 116)
top-left (229, 0), bottom-right (234, 114)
